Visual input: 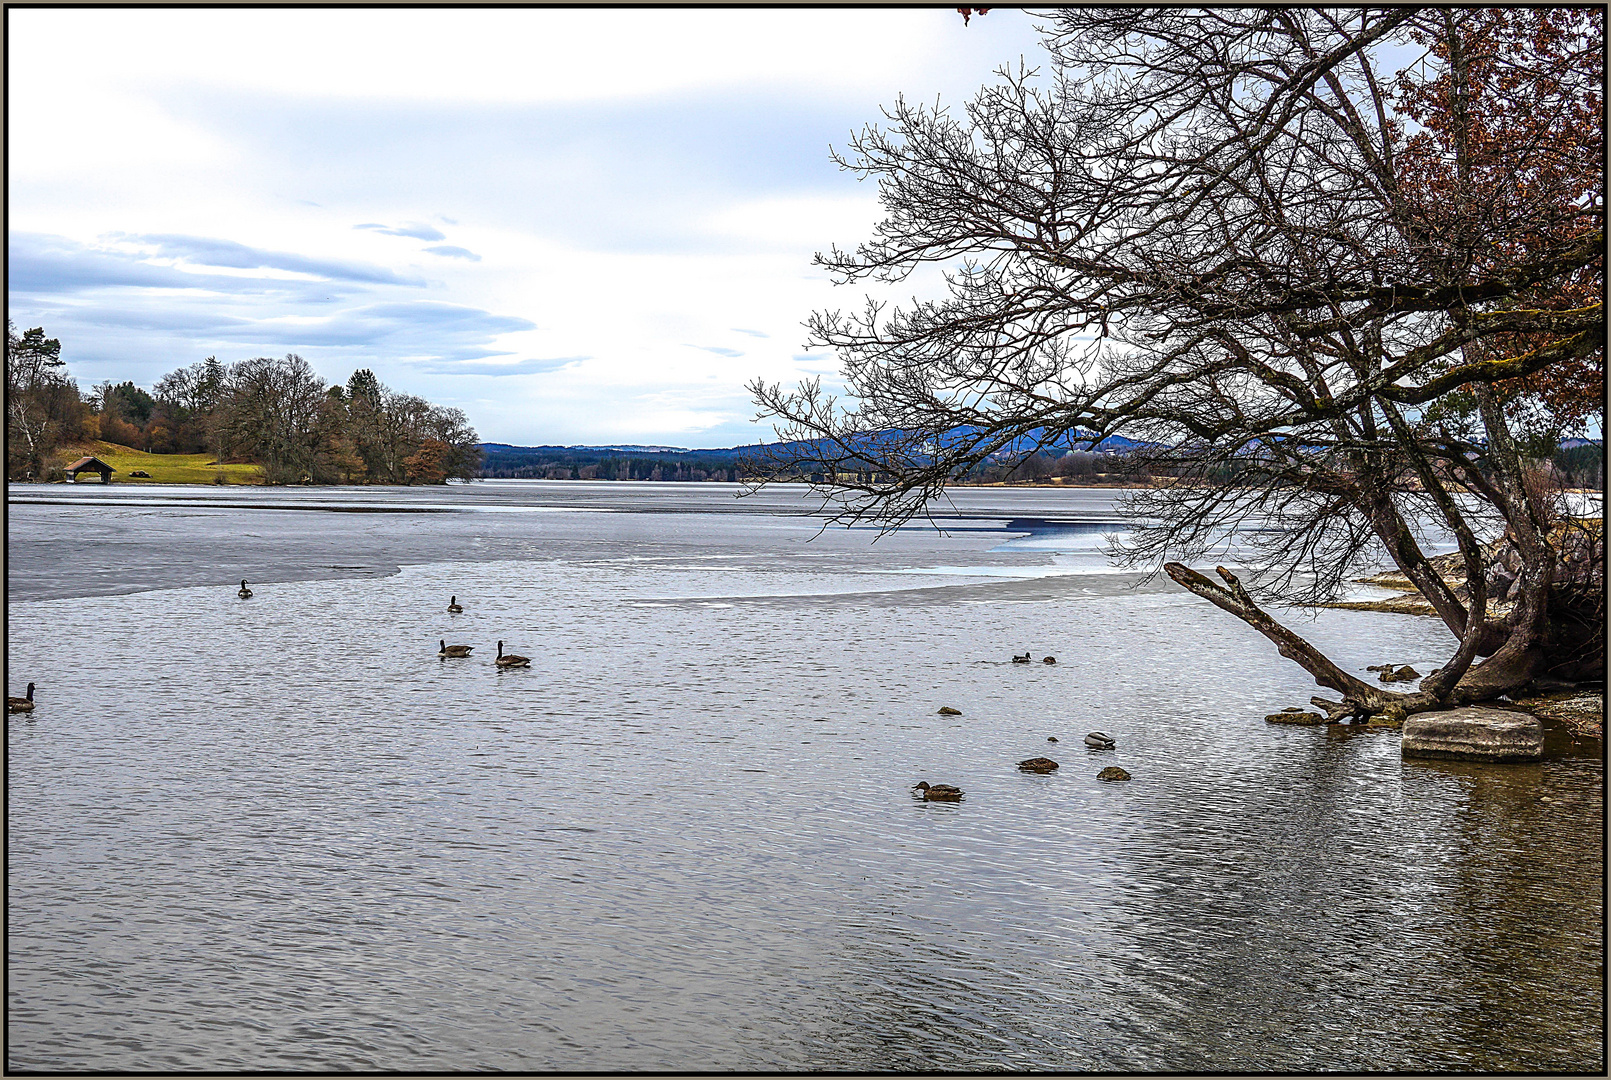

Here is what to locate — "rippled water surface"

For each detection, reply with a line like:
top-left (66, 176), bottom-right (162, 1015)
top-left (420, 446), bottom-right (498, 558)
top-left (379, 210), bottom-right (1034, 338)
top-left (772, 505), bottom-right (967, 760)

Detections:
top-left (7, 482), bottom-right (1604, 1071)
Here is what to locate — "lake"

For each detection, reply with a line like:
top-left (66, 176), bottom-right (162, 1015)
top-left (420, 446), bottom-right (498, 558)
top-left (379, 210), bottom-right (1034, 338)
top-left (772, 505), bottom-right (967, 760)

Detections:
top-left (6, 481), bottom-right (1603, 1071)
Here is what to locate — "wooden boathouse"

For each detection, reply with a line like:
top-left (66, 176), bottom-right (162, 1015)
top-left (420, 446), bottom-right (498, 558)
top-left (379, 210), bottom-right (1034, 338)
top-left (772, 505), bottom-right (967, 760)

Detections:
top-left (63, 456), bottom-right (116, 483)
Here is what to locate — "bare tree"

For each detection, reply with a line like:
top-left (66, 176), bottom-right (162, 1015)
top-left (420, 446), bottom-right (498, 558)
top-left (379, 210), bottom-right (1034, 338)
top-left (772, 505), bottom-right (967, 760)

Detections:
top-left (419, 403), bottom-right (483, 481)
top-left (750, 8), bottom-right (1603, 718)
top-left (152, 356), bottom-right (229, 455)
top-left (216, 354), bottom-right (330, 484)
top-left (335, 368), bottom-right (481, 483)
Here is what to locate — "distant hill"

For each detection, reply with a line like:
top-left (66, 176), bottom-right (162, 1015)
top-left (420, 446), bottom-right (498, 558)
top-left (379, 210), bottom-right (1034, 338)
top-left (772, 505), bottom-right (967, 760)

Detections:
top-left (477, 427), bottom-right (1156, 481)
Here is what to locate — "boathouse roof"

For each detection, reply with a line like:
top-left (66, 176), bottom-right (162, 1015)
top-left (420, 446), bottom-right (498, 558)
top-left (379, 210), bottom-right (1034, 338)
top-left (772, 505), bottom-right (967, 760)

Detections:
top-left (64, 456), bottom-right (115, 478)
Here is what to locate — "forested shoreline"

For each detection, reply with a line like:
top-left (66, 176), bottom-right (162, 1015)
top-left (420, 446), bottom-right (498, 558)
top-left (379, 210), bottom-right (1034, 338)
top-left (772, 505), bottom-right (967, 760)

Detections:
top-left (5, 323), bottom-right (480, 485)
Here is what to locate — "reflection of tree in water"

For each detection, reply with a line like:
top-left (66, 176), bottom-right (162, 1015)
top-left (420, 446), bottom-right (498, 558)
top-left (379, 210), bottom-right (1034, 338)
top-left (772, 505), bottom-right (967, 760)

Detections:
top-left (1067, 730), bottom-right (1416, 1070)
top-left (1397, 756), bottom-right (1604, 1072)
top-left (1057, 731), bottom-right (1605, 1071)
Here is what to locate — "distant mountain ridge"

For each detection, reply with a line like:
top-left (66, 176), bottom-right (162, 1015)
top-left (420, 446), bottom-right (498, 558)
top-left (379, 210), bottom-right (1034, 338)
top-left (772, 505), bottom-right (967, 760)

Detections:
top-left (478, 430), bottom-right (1601, 483)
top-left (476, 429), bottom-right (1156, 480)
top-left (479, 428), bottom-right (1153, 461)
top-left (484, 431), bottom-right (1601, 461)
top-left (480, 442), bottom-right (697, 454)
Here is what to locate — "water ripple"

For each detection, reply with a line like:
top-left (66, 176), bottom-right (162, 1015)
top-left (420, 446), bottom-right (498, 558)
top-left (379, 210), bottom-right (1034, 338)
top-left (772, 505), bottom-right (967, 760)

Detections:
top-left (7, 493), bottom-right (1602, 1072)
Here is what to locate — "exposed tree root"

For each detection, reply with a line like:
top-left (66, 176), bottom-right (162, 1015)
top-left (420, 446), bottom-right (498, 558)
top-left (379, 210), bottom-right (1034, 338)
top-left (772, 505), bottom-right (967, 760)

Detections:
top-left (1162, 562), bottom-right (1537, 720)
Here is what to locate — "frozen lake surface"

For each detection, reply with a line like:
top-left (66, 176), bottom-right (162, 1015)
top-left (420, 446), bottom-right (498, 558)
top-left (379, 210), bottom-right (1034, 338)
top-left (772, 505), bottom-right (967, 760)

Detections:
top-left (6, 481), bottom-right (1603, 1071)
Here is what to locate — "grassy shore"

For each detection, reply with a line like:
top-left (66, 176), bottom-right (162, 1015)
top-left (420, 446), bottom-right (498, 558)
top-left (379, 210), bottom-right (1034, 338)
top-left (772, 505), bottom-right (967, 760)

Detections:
top-left (49, 442), bottom-right (263, 485)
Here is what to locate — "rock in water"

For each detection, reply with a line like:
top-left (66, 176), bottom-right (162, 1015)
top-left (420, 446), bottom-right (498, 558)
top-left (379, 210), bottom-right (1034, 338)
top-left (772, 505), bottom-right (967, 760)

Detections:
top-left (937, 706), bottom-right (962, 716)
top-left (1380, 664), bottom-right (1420, 683)
top-left (1402, 707), bottom-right (1544, 762)
top-left (1097, 766), bottom-right (1131, 781)
top-left (1017, 757), bottom-right (1059, 773)
top-left (1265, 711), bottom-right (1325, 725)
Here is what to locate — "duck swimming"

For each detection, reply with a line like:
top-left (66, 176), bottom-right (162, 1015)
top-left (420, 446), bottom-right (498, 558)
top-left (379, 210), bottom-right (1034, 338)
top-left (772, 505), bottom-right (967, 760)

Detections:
top-left (1011, 652), bottom-right (1032, 664)
top-left (913, 781), bottom-right (963, 802)
top-left (439, 640), bottom-right (473, 658)
top-left (1085, 731), bottom-right (1116, 749)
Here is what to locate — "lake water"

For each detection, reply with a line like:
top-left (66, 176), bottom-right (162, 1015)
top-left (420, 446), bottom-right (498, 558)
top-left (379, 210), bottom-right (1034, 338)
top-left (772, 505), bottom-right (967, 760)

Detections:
top-left (6, 481), bottom-right (1604, 1071)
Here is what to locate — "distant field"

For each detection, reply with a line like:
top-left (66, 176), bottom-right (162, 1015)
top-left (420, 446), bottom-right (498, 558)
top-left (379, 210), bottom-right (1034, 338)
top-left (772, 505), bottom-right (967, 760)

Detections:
top-left (52, 442), bottom-right (263, 485)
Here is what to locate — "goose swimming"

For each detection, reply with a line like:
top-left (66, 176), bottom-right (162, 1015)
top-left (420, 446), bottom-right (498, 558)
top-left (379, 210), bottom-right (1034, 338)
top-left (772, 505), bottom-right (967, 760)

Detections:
top-left (439, 639), bottom-right (473, 658)
top-left (8, 683), bottom-right (36, 714)
top-left (447, 596), bottom-right (463, 614)
top-left (238, 580), bottom-right (253, 599)
top-left (495, 641), bottom-right (531, 669)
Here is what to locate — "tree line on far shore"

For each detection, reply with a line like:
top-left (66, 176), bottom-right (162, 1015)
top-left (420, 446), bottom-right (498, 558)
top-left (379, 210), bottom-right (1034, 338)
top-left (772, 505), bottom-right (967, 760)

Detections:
top-left (975, 445), bottom-right (1602, 490)
top-left (478, 442), bottom-right (754, 482)
top-left (5, 323), bottom-right (481, 485)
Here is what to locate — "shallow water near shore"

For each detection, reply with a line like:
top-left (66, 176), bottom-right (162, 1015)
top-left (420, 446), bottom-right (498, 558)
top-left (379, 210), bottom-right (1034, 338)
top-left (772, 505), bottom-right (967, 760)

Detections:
top-left (6, 482), bottom-right (1604, 1071)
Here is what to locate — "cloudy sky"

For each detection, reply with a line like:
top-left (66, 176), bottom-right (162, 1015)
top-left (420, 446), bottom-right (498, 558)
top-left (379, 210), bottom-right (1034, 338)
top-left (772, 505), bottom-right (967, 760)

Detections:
top-left (8, 7), bottom-right (1049, 448)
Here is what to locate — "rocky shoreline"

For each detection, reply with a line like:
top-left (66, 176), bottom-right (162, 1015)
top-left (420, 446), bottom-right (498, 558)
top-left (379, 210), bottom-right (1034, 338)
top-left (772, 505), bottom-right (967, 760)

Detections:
top-left (1319, 525), bottom-right (1604, 743)
top-left (1505, 685), bottom-right (1605, 741)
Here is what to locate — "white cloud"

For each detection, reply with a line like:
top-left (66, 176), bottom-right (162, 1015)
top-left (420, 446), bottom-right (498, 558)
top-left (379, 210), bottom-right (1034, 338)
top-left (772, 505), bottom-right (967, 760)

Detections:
top-left (700, 194), bottom-right (885, 253)
top-left (356, 222), bottom-right (448, 241)
top-left (8, 9), bottom-right (966, 107)
top-left (6, 7), bottom-right (1051, 447)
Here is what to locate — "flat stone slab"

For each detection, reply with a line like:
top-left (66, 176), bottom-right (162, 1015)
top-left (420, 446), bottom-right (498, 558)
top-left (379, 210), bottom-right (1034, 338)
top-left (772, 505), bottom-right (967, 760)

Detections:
top-left (1402, 707), bottom-right (1544, 762)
